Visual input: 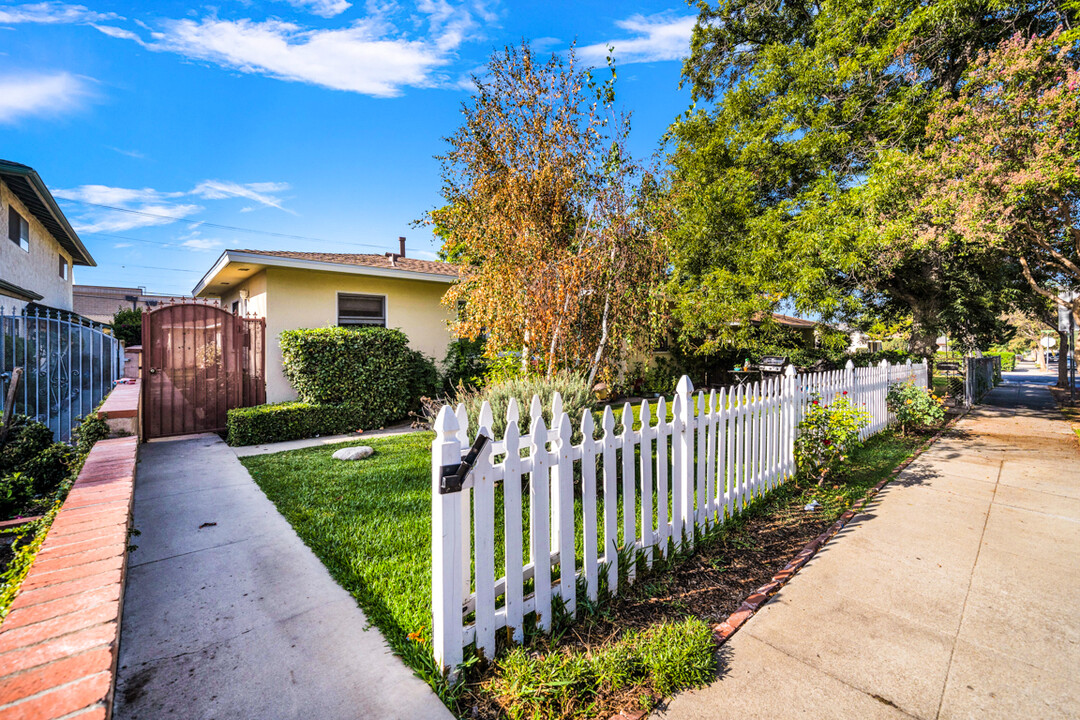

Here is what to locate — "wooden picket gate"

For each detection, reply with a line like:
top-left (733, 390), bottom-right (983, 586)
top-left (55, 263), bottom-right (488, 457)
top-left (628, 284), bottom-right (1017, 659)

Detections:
top-left (431, 358), bottom-right (929, 674)
top-left (142, 302), bottom-right (265, 439)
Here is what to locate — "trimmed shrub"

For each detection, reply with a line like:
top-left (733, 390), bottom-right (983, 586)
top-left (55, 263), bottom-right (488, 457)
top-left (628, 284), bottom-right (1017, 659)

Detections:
top-left (983, 350), bottom-right (1016, 372)
top-left (0, 472), bottom-right (34, 519)
top-left (405, 349), bottom-right (440, 401)
top-left (226, 402), bottom-right (388, 446)
top-left (280, 327), bottom-right (432, 423)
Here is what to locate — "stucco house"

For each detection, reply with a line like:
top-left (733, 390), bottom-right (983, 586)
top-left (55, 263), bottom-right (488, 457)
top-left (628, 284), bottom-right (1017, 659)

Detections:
top-left (0, 160), bottom-right (95, 311)
top-left (193, 246), bottom-right (458, 402)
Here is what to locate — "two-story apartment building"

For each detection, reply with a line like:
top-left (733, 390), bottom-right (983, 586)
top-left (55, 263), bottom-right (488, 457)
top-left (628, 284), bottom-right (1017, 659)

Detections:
top-left (0, 159), bottom-right (95, 312)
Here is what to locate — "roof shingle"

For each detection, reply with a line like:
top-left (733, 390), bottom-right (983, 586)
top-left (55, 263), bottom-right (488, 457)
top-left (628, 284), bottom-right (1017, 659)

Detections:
top-left (232, 249), bottom-right (458, 277)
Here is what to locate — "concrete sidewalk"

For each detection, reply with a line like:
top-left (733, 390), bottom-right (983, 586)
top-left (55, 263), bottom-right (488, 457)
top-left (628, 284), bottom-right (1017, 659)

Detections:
top-left (658, 381), bottom-right (1080, 719)
top-left (113, 434), bottom-right (453, 720)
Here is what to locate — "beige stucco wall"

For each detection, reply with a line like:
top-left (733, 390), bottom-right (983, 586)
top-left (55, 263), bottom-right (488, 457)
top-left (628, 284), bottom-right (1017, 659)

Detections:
top-left (0, 179), bottom-right (74, 312)
top-left (221, 266), bottom-right (453, 403)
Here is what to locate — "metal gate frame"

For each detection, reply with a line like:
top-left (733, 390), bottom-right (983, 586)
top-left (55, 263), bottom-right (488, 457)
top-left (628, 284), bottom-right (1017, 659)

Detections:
top-left (141, 301), bottom-right (265, 439)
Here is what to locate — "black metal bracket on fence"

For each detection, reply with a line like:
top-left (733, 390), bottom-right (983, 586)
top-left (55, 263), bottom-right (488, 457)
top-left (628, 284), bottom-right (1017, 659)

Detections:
top-left (439, 433), bottom-right (491, 494)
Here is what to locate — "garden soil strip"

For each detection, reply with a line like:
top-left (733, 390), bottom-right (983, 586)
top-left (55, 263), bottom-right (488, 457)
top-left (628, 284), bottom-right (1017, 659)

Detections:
top-left (709, 411), bottom-right (964, 647)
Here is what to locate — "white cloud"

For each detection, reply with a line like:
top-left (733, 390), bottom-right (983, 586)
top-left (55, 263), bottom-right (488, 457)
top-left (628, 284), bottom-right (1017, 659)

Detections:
top-left (141, 16), bottom-right (460, 97)
top-left (74, 203), bottom-right (203, 234)
top-left (0, 71), bottom-right (91, 123)
top-left (53, 179), bottom-right (293, 234)
top-left (180, 237), bottom-right (221, 251)
top-left (579, 13), bottom-right (695, 66)
top-left (279, 0), bottom-right (352, 18)
top-left (52, 184), bottom-right (183, 206)
top-left (190, 180), bottom-right (293, 213)
top-left (91, 23), bottom-right (143, 42)
top-left (0, 2), bottom-right (117, 24)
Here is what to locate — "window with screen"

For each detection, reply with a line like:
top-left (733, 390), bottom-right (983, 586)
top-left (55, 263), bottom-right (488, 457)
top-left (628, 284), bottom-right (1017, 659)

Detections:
top-left (8, 207), bottom-right (29, 252)
top-left (338, 293), bottom-right (386, 327)
top-left (59, 255), bottom-right (68, 279)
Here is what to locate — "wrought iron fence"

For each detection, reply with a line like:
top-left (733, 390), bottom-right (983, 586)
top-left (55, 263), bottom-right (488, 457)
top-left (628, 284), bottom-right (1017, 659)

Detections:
top-left (0, 305), bottom-right (123, 443)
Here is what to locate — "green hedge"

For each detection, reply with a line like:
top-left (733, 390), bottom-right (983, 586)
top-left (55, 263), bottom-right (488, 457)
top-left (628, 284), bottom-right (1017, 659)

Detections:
top-left (280, 326), bottom-right (436, 420)
top-left (226, 402), bottom-right (388, 446)
top-left (983, 350), bottom-right (1016, 372)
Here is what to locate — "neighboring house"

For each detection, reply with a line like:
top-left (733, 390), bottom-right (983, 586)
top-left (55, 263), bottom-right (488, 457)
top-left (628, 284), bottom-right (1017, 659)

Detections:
top-left (0, 160), bottom-right (95, 312)
top-left (193, 246), bottom-right (458, 403)
top-left (74, 285), bottom-right (189, 324)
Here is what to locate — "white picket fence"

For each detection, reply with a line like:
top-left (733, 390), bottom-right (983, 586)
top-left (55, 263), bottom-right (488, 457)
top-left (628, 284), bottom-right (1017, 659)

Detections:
top-left (431, 358), bottom-right (928, 674)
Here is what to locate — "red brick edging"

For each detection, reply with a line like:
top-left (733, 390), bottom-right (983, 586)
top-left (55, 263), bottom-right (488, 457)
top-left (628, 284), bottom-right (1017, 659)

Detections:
top-left (711, 416), bottom-right (962, 645)
top-left (0, 436), bottom-right (139, 720)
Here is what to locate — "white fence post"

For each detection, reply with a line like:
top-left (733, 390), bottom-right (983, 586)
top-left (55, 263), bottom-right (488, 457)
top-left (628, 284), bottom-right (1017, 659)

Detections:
top-left (601, 406), bottom-right (618, 592)
top-left (554, 411), bottom-right (575, 614)
top-left (621, 402), bottom-right (635, 581)
top-left (639, 399), bottom-right (655, 567)
top-left (432, 407), bottom-right (463, 677)
top-left (473, 404), bottom-right (496, 661)
top-left (581, 410), bottom-right (599, 602)
top-left (530, 409), bottom-right (552, 631)
top-left (675, 376), bottom-right (695, 549)
top-left (503, 399), bottom-right (524, 643)
top-left (783, 365), bottom-right (796, 477)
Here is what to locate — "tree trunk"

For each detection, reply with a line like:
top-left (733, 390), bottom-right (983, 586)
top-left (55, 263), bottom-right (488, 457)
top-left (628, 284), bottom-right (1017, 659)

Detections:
top-left (1058, 330), bottom-right (1070, 388)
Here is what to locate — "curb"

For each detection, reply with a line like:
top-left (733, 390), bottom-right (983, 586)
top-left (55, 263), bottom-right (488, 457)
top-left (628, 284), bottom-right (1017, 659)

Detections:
top-left (710, 412), bottom-right (966, 646)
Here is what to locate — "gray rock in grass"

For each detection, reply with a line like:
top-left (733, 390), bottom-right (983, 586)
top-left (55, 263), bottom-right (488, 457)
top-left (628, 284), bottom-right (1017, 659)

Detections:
top-left (333, 445), bottom-right (374, 461)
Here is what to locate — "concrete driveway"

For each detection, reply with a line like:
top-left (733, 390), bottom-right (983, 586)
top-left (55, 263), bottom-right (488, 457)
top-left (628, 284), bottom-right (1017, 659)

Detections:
top-left (657, 377), bottom-right (1080, 719)
top-left (113, 433), bottom-right (453, 720)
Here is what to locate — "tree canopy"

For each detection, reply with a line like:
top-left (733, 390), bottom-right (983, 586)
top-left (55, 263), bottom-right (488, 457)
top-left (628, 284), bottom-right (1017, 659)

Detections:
top-left (670, 0), bottom-right (1076, 355)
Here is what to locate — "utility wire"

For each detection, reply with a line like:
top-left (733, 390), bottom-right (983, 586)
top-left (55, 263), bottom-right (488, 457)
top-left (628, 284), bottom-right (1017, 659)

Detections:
top-left (60, 199), bottom-right (394, 251)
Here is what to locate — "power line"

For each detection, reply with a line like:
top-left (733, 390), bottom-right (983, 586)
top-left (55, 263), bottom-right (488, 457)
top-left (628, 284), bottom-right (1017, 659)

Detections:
top-left (61, 198), bottom-right (393, 251)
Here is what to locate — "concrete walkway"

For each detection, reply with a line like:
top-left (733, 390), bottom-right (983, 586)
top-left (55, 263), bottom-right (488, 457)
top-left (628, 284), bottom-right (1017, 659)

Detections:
top-left (230, 422), bottom-right (417, 457)
top-left (113, 433), bottom-right (453, 720)
top-left (658, 379), bottom-right (1080, 719)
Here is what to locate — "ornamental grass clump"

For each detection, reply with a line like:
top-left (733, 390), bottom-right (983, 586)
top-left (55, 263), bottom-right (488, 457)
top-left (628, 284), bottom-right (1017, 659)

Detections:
top-left (794, 394), bottom-right (870, 486)
top-left (441, 370), bottom-right (593, 440)
top-left (886, 381), bottom-right (945, 435)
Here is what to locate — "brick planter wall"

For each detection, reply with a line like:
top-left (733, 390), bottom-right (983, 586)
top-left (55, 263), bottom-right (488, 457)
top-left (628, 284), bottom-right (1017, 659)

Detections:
top-left (0, 387), bottom-right (140, 719)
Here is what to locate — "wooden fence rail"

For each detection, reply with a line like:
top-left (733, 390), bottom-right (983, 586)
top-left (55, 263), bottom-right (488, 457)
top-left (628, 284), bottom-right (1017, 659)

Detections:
top-left (431, 358), bottom-right (929, 675)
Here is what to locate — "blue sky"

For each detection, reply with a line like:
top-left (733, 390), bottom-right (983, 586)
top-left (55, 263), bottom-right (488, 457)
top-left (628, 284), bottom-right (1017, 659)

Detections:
top-left (1, 1), bottom-right (697, 295)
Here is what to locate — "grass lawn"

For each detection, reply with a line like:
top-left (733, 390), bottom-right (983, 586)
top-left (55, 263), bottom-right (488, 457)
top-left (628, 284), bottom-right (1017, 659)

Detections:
top-left (242, 418), bottom-right (929, 717)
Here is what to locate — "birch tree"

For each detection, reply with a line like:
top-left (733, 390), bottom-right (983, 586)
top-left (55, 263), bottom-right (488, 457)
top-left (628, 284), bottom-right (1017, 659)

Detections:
top-left (426, 43), bottom-right (668, 384)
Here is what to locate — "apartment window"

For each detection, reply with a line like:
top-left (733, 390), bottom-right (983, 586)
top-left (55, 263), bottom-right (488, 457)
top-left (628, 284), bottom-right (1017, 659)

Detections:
top-left (231, 300), bottom-right (240, 315)
top-left (338, 293), bottom-right (386, 327)
top-left (59, 255), bottom-right (68, 280)
top-left (8, 207), bottom-right (29, 252)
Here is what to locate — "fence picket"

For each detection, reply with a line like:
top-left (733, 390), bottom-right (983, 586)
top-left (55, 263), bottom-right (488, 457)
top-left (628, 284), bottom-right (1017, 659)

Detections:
top-left (705, 390), bottom-right (717, 526)
top-left (639, 400), bottom-right (654, 567)
top-left (580, 410), bottom-right (599, 601)
top-left (696, 391), bottom-right (707, 528)
top-left (529, 413), bottom-right (552, 631)
top-left (502, 400), bottom-right (524, 643)
top-left (621, 402), bottom-right (635, 581)
top-left (473, 410), bottom-right (496, 660)
top-left (655, 397), bottom-right (669, 557)
top-left (601, 406), bottom-right (618, 593)
top-left (555, 413), bottom-right (575, 612)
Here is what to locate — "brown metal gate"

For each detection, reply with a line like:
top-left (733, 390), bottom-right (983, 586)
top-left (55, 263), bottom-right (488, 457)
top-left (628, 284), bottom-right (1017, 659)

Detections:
top-left (142, 302), bottom-right (265, 439)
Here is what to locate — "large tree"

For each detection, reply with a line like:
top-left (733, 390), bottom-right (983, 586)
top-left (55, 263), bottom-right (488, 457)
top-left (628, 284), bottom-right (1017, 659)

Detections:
top-left (886, 31), bottom-right (1080, 324)
top-left (427, 43), bottom-right (668, 384)
top-left (670, 0), bottom-right (1075, 355)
